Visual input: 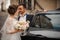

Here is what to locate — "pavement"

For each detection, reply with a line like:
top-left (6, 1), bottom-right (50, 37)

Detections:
top-left (0, 11), bottom-right (8, 28)
top-left (0, 11), bottom-right (8, 40)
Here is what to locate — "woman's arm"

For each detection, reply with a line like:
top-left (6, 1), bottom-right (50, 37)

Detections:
top-left (7, 29), bottom-right (24, 34)
top-left (5, 19), bottom-right (24, 34)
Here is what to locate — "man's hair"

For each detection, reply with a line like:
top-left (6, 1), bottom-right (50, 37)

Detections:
top-left (8, 5), bottom-right (18, 15)
top-left (18, 4), bottom-right (26, 8)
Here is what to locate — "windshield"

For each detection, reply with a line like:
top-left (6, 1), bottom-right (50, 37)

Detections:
top-left (31, 10), bottom-right (60, 31)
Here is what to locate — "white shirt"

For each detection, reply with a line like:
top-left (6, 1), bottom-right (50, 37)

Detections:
top-left (19, 14), bottom-right (26, 22)
top-left (19, 14), bottom-right (28, 36)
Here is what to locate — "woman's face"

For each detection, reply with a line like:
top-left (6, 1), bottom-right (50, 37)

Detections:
top-left (17, 5), bottom-right (25, 14)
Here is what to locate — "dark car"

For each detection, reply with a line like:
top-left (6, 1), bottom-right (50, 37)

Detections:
top-left (21, 10), bottom-right (60, 40)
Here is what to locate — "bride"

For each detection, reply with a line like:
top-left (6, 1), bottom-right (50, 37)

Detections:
top-left (0, 5), bottom-right (23, 40)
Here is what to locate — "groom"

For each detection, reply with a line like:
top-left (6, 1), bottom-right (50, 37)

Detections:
top-left (16, 4), bottom-right (33, 35)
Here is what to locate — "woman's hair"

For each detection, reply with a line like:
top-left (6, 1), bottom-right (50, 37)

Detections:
top-left (8, 5), bottom-right (18, 15)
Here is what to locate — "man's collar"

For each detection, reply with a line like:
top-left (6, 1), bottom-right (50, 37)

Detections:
top-left (20, 12), bottom-right (27, 17)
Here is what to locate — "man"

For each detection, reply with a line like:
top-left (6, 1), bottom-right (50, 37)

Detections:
top-left (17, 4), bottom-right (33, 36)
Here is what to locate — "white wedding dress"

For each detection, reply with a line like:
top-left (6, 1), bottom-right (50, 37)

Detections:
top-left (0, 15), bottom-right (21, 40)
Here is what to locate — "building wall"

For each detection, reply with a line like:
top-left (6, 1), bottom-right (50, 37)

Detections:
top-left (57, 0), bottom-right (60, 8)
top-left (9, 0), bottom-right (60, 10)
top-left (10, 0), bottom-right (18, 5)
top-left (0, 0), bottom-right (60, 11)
top-left (35, 0), bottom-right (57, 11)
top-left (2, 0), bottom-right (6, 10)
top-left (0, 0), bottom-right (2, 11)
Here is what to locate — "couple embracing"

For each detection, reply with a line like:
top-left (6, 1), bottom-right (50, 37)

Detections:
top-left (0, 4), bottom-right (33, 40)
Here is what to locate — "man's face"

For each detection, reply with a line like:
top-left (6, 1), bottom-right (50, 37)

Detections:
top-left (18, 5), bottom-right (25, 14)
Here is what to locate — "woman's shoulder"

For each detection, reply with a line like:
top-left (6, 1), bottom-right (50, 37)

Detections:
top-left (5, 16), bottom-right (14, 24)
top-left (5, 15), bottom-right (18, 24)
top-left (8, 15), bottom-right (17, 21)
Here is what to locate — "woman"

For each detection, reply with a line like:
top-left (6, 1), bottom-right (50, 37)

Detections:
top-left (0, 5), bottom-right (23, 40)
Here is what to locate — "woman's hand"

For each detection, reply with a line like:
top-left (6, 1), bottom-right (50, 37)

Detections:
top-left (14, 9), bottom-right (20, 17)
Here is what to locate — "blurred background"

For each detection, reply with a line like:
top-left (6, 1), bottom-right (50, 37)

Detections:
top-left (0, 0), bottom-right (60, 12)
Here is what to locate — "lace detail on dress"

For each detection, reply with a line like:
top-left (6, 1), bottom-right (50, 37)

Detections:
top-left (1, 15), bottom-right (21, 40)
